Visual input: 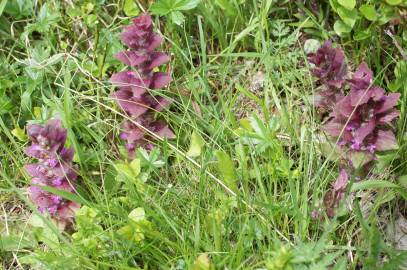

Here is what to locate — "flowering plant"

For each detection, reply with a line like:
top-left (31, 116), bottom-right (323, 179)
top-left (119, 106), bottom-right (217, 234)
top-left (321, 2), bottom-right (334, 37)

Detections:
top-left (25, 119), bottom-right (80, 228)
top-left (111, 13), bottom-right (174, 156)
top-left (308, 41), bottom-right (400, 217)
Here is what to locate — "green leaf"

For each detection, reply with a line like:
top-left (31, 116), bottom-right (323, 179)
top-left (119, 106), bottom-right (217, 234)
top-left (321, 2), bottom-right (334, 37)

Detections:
top-left (398, 175), bottom-right (407, 188)
top-left (11, 124), bottom-right (27, 141)
top-left (351, 180), bottom-right (400, 192)
top-left (337, 0), bottom-right (355, 10)
top-left (123, 0), bottom-right (139, 16)
top-left (337, 6), bottom-right (357, 27)
top-left (354, 29), bottom-right (371, 41)
top-left (215, 151), bottom-right (237, 192)
top-left (170, 10), bottom-right (184, 25)
top-left (128, 207), bottom-right (145, 223)
top-left (173, 0), bottom-right (201, 10)
top-left (359, 4), bottom-right (378, 21)
top-left (0, 235), bottom-right (36, 251)
top-left (192, 253), bottom-right (211, 270)
top-left (187, 131), bottom-right (204, 157)
top-left (349, 151), bottom-right (373, 169)
top-left (130, 158), bottom-right (141, 177)
top-left (150, 0), bottom-right (172, 15)
top-left (385, 0), bottom-right (402, 5)
top-left (34, 184), bottom-right (89, 205)
top-left (0, 0), bottom-right (7, 17)
top-left (150, 0), bottom-right (200, 15)
top-left (333, 20), bottom-right (352, 36)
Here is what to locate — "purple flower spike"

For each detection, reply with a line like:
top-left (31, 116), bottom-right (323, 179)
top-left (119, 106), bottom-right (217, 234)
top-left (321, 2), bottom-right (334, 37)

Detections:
top-left (307, 41), bottom-right (347, 109)
top-left (25, 119), bottom-right (80, 229)
top-left (111, 13), bottom-right (174, 156)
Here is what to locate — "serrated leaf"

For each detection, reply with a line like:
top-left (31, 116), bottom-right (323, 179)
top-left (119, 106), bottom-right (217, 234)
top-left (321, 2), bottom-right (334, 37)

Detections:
top-left (215, 151), bottom-right (237, 192)
top-left (123, 0), bottom-right (139, 16)
top-left (187, 131), bottom-right (204, 157)
top-left (359, 4), bottom-right (378, 21)
top-left (338, 0), bottom-right (355, 10)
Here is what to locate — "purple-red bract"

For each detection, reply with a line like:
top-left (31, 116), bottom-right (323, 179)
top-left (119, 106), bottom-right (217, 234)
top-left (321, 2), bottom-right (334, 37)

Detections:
top-left (111, 13), bottom-right (174, 156)
top-left (307, 41), bottom-right (347, 109)
top-left (25, 119), bottom-right (80, 228)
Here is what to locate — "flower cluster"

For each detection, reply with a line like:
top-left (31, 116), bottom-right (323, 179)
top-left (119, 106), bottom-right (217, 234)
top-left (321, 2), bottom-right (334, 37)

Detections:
top-left (111, 13), bottom-right (174, 156)
top-left (307, 40), bottom-right (347, 110)
top-left (308, 41), bottom-right (400, 217)
top-left (25, 119), bottom-right (80, 227)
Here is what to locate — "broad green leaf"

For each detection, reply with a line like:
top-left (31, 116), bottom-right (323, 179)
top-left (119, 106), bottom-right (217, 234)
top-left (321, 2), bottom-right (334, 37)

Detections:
top-left (187, 131), bottom-right (204, 157)
top-left (123, 0), bottom-right (139, 16)
top-left (337, 6), bottom-right (357, 27)
top-left (215, 151), bottom-right (237, 192)
top-left (150, 0), bottom-right (172, 15)
top-left (192, 253), bottom-right (211, 270)
top-left (170, 10), bottom-right (184, 25)
top-left (351, 180), bottom-right (400, 192)
top-left (128, 207), bottom-right (145, 223)
top-left (130, 158), bottom-right (141, 177)
top-left (151, 0), bottom-right (200, 15)
top-left (338, 0), bottom-right (355, 10)
top-left (334, 20), bottom-right (352, 36)
top-left (359, 4), bottom-right (378, 21)
top-left (114, 163), bottom-right (133, 179)
top-left (354, 30), bottom-right (371, 41)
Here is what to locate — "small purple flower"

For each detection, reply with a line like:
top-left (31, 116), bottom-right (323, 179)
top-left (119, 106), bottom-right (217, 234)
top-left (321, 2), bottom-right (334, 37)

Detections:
top-left (25, 119), bottom-right (80, 228)
top-left (111, 13), bottom-right (174, 156)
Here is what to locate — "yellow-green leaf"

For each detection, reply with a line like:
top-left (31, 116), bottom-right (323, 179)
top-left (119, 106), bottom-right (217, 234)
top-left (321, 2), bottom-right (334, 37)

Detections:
top-left (12, 125), bottom-right (27, 141)
top-left (215, 150), bottom-right (237, 192)
top-left (385, 0), bottom-right (402, 5)
top-left (187, 131), bottom-right (204, 157)
top-left (192, 253), bottom-right (211, 270)
top-left (128, 207), bottom-right (145, 223)
top-left (359, 4), bottom-right (378, 21)
top-left (123, 0), bottom-right (139, 16)
top-left (338, 0), bottom-right (355, 10)
top-left (130, 158), bottom-right (141, 177)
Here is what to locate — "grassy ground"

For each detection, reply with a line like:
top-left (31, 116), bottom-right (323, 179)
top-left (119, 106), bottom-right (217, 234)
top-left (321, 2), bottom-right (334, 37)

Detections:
top-left (1, 1), bottom-right (406, 269)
